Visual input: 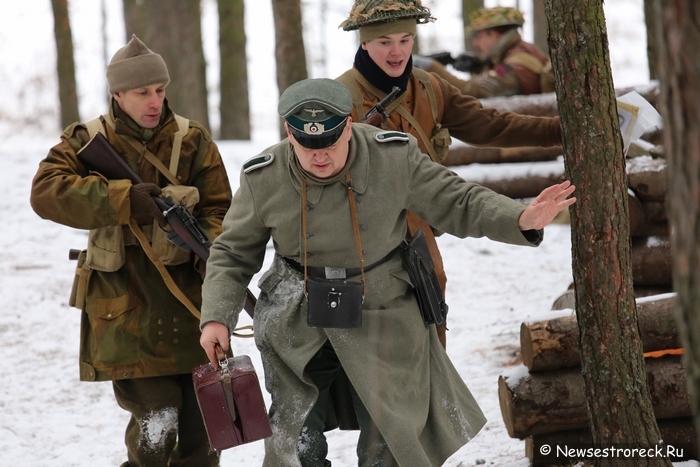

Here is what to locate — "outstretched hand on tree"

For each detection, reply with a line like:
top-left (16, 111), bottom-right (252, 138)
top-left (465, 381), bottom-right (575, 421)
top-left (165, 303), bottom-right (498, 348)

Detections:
top-left (518, 181), bottom-right (576, 231)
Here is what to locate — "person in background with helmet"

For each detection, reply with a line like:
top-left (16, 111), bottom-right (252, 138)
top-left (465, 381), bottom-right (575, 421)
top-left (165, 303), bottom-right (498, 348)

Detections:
top-left (413, 6), bottom-right (555, 97)
top-left (336, 0), bottom-right (562, 350)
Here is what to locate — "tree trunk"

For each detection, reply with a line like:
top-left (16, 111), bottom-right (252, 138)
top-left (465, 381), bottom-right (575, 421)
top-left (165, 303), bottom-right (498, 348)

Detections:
top-left (122, 0), bottom-right (209, 129)
top-left (473, 170), bottom-right (566, 200)
top-left (51, 0), bottom-right (80, 129)
top-left (652, 0), bottom-right (700, 451)
top-left (545, 2), bottom-right (670, 464)
top-left (532, 0), bottom-right (549, 56)
top-left (271, 0), bottom-right (307, 140)
top-left (526, 418), bottom-right (697, 465)
top-left (443, 144), bottom-right (561, 166)
top-left (644, 0), bottom-right (657, 81)
top-left (476, 82), bottom-right (660, 118)
top-left (219, 0), bottom-right (251, 140)
top-left (498, 355), bottom-right (690, 439)
top-left (461, 0), bottom-right (484, 51)
top-left (627, 156), bottom-right (667, 202)
top-left (521, 294), bottom-right (680, 372)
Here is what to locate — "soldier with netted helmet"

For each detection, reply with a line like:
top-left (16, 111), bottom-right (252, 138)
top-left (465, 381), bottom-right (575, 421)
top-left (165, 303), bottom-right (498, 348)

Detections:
top-left (414, 6), bottom-right (556, 97)
top-left (336, 0), bottom-right (562, 350)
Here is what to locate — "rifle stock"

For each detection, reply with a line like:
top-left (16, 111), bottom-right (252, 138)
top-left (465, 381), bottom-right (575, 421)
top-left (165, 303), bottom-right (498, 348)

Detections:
top-left (362, 86), bottom-right (401, 128)
top-left (76, 132), bottom-right (257, 319)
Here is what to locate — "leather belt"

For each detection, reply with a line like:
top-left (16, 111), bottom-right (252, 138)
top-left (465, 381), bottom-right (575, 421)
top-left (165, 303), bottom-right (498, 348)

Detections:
top-left (284, 245), bottom-right (400, 280)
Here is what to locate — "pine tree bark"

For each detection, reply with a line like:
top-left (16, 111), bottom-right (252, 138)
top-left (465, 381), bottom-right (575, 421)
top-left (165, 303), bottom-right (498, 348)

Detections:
top-left (219, 0), bottom-right (251, 140)
top-left (271, 0), bottom-right (308, 139)
top-left (544, 2), bottom-right (670, 465)
top-left (122, 0), bottom-right (209, 129)
top-left (51, 0), bottom-right (80, 129)
top-left (652, 0), bottom-right (700, 451)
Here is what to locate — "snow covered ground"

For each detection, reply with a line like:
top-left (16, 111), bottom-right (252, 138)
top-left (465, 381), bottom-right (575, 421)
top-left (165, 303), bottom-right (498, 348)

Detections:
top-left (1, 0), bottom-right (695, 466)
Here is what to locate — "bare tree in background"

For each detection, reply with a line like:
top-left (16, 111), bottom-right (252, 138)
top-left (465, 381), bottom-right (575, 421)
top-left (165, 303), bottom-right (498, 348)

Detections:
top-left (653, 0), bottom-right (700, 448)
top-left (545, 1), bottom-right (670, 465)
top-left (532, 0), bottom-right (548, 55)
top-left (461, 0), bottom-right (483, 51)
top-left (219, 0), bottom-right (251, 140)
top-left (51, 0), bottom-right (80, 129)
top-left (271, 0), bottom-right (308, 139)
top-left (122, 0), bottom-right (210, 129)
top-left (644, 0), bottom-right (657, 81)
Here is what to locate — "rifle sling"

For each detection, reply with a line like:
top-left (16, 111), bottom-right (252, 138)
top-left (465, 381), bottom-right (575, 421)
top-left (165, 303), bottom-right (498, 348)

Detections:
top-left (128, 219), bottom-right (201, 319)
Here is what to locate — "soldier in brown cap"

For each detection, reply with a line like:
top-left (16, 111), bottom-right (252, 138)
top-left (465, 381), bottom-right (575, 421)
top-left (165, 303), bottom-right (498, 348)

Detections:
top-left (199, 77), bottom-right (575, 467)
top-left (30, 35), bottom-right (232, 466)
top-left (414, 6), bottom-right (555, 97)
top-left (337, 0), bottom-right (562, 350)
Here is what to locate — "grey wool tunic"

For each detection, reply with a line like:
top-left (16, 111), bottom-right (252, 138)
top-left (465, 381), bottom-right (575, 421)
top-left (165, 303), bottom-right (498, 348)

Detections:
top-left (200, 122), bottom-right (541, 466)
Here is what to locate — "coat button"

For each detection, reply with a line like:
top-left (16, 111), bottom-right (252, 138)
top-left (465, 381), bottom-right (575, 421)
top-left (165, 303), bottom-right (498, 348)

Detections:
top-left (173, 338), bottom-right (179, 344)
top-left (173, 317), bottom-right (179, 323)
top-left (158, 319), bottom-right (164, 325)
top-left (173, 328), bottom-right (179, 333)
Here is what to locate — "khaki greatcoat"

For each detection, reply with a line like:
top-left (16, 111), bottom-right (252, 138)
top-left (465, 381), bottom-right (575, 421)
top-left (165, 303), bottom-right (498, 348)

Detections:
top-left (200, 123), bottom-right (543, 466)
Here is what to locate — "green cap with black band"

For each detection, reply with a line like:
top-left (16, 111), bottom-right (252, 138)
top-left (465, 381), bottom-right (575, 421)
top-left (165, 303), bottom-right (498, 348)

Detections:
top-left (278, 79), bottom-right (353, 149)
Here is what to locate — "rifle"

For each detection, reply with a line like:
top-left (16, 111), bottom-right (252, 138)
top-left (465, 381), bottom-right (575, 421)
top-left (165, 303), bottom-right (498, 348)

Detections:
top-left (427, 51), bottom-right (485, 74)
top-left (76, 132), bottom-right (257, 318)
top-left (362, 86), bottom-right (402, 127)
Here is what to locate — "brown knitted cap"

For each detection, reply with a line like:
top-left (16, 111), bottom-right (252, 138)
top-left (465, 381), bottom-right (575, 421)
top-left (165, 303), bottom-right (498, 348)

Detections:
top-left (106, 35), bottom-right (170, 94)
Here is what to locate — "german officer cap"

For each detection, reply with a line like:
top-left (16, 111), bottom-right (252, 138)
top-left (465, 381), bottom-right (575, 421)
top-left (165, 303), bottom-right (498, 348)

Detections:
top-left (278, 78), bottom-right (353, 149)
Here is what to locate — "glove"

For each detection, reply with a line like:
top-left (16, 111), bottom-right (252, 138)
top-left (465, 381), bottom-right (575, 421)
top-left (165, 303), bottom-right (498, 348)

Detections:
top-left (452, 52), bottom-right (485, 74)
top-left (129, 183), bottom-right (165, 226)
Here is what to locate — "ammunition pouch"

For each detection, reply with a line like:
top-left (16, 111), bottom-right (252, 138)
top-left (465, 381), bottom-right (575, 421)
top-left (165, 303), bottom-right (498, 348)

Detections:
top-left (430, 124), bottom-right (452, 164)
top-left (69, 249), bottom-right (90, 310)
top-left (151, 185), bottom-right (200, 266)
top-left (86, 225), bottom-right (126, 272)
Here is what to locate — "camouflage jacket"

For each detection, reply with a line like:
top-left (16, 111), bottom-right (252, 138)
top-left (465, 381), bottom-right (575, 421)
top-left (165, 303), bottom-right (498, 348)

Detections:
top-left (30, 99), bottom-right (232, 381)
top-left (428, 31), bottom-right (553, 98)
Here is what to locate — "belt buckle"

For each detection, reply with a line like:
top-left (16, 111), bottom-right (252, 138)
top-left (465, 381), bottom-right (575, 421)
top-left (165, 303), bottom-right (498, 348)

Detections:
top-left (324, 267), bottom-right (347, 279)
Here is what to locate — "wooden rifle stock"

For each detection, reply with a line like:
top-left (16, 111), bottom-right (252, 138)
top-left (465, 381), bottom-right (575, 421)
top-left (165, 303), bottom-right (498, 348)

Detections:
top-left (76, 132), bottom-right (257, 319)
top-left (362, 86), bottom-right (401, 127)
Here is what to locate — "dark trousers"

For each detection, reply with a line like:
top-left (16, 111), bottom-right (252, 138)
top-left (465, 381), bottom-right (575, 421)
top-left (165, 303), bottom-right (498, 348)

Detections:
top-left (299, 340), bottom-right (398, 467)
top-left (113, 374), bottom-right (220, 467)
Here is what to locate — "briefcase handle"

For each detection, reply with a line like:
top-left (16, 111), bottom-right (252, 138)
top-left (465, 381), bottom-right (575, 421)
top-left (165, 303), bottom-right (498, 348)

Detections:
top-left (215, 343), bottom-right (231, 367)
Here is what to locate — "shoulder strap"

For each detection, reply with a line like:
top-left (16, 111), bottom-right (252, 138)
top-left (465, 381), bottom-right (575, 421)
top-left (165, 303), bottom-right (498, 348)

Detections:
top-left (93, 112), bottom-right (187, 186)
top-left (411, 68), bottom-right (439, 126)
top-left (348, 68), bottom-right (405, 116)
top-left (85, 117), bottom-right (106, 138)
top-left (337, 71), bottom-right (367, 120)
top-left (170, 114), bottom-right (189, 176)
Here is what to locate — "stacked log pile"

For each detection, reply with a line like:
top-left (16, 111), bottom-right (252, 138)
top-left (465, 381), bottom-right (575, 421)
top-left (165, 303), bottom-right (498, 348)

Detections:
top-left (498, 293), bottom-right (694, 465)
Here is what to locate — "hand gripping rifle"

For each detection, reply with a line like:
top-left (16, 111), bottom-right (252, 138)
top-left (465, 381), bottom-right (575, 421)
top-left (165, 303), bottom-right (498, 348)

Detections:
top-left (362, 86), bottom-right (402, 127)
top-left (76, 132), bottom-right (257, 318)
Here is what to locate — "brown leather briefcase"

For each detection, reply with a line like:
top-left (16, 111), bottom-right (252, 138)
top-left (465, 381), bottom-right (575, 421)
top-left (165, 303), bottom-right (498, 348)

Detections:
top-left (193, 346), bottom-right (272, 451)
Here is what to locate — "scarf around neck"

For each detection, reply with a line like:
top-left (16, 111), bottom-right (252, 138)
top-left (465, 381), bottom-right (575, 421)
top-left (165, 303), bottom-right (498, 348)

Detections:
top-left (353, 46), bottom-right (412, 95)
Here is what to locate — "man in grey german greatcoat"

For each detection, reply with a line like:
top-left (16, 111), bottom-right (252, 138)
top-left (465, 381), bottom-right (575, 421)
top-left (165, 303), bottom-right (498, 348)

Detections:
top-left (199, 78), bottom-right (575, 467)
